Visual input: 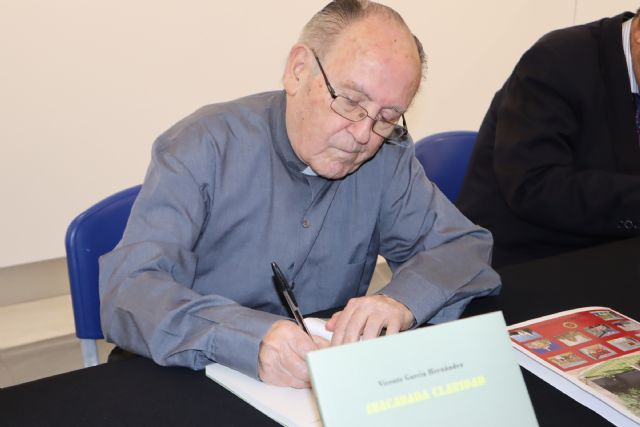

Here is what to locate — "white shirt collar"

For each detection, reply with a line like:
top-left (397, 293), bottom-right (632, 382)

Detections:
top-left (301, 166), bottom-right (317, 176)
top-left (623, 18), bottom-right (639, 94)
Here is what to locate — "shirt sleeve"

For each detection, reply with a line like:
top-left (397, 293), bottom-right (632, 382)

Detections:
top-left (377, 144), bottom-right (501, 325)
top-left (99, 127), bottom-right (285, 378)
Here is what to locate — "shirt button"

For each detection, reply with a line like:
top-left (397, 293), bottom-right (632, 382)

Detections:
top-left (302, 219), bottom-right (311, 228)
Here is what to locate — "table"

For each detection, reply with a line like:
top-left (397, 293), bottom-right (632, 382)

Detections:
top-left (2, 238), bottom-right (639, 426)
top-left (463, 236), bottom-right (640, 427)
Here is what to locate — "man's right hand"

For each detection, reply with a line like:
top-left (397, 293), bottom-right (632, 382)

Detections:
top-left (258, 320), bottom-right (329, 388)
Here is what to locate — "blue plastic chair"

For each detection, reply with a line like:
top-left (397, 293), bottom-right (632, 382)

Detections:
top-left (65, 185), bottom-right (141, 367)
top-left (414, 131), bottom-right (477, 203)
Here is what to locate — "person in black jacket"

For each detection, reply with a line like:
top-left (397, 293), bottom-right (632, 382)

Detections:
top-left (457, 10), bottom-right (640, 267)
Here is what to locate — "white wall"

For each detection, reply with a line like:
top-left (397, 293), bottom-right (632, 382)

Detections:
top-left (1, 0), bottom-right (637, 267)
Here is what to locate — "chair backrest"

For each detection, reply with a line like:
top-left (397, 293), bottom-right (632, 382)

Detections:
top-left (414, 131), bottom-right (477, 203)
top-left (65, 185), bottom-right (141, 342)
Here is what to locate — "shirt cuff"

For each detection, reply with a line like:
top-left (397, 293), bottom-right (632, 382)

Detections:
top-left (212, 309), bottom-right (287, 379)
top-left (376, 277), bottom-right (448, 326)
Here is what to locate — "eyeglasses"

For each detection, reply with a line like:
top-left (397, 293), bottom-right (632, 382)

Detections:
top-left (312, 52), bottom-right (409, 145)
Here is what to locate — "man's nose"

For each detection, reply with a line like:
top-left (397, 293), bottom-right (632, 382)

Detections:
top-left (349, 117), bottom-right (373, 145)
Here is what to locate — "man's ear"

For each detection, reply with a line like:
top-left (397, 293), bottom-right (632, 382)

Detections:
top-left (284, 44), bottom-right (311, 96)
top-left (633, 16), bottom-right (640, 44)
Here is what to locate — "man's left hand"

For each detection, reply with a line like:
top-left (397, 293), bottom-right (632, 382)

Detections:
top-left (325, 294), bottom-right (415, 345)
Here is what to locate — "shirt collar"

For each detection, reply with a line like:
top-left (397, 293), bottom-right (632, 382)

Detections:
top-left (623, 17), bottom-right (639, 94)
top-left (301, 166), bottom-right (317, 176)
top-left (270, 91), bottom-right (316, 174)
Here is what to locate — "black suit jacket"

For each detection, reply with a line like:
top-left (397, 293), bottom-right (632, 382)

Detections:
top-left (457, 12), bottom-right (640, 267)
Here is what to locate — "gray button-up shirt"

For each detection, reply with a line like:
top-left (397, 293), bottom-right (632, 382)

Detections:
top-left (99, 91), bottom-right (500, 378)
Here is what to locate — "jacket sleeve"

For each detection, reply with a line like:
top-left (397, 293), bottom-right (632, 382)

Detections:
top-left (377, 144), bottom-right (501, 325)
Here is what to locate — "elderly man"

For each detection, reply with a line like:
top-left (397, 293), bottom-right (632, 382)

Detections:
top-left (100, 0), bottom-right (500, 389)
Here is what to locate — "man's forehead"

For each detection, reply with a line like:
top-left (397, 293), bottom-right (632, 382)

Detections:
top-left (335, 14), bottom-right (417, 54)
top-left (324, 44), bottom-right (419, 113)
top-left (338, 79), bottom-right (406, 113)
top-left (324, 17), bottom-right (421, 97)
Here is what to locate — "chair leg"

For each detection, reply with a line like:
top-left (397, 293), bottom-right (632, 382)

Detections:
top-left (80, 339), bottom-right (100, 367)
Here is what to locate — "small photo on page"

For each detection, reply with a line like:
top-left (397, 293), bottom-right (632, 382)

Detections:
top-left (510, 328), bottom-right (543, 343)
top-left (525, 339), bottom-right (561, 354)
top-left (578, 354), bottom-right (640, 419)
top-left (590, 310), bottom-right (624, 321)
top-left (584, 323), bottom-right (619, 338)
top-left (548, 352), bottom-right (588, 369)
top-left (607, 337), bottom-right (640, 352)
top-left (612, 320), bottom-right (640, 332)
top-left (555, 331), bottom-right (591, 347)
top-left (579, 344), bottom-right (617, 361)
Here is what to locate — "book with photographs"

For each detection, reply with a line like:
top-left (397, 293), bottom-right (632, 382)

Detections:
top-left (508, 307), bottom-right (640, 427)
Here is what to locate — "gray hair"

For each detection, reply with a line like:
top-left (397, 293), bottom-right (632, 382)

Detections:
top-left (299, 0), bottom-right (427, 78)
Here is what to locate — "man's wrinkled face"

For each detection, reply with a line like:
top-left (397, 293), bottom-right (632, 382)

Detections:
top-left (284, 16), bottom-right (422, 179)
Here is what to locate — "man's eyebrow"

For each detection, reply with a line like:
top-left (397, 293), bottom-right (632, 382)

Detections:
top-left (340, 80), bottom-right (371, 100)
top-left (340, 80), bottom-right (406, 114)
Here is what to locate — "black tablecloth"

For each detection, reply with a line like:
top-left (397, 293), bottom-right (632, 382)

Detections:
top-left (2, 238), bottom-right (640, 426)
top-left (0, 356), bottom-right (280, 427)
top-left (463, 237), bottom-right (640, 427)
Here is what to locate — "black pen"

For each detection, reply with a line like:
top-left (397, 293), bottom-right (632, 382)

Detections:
top-left (271, 261), bottom-right (311, 336)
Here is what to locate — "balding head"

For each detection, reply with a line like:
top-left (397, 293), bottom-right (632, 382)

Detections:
top-left (283, 2), bottom-right (423, 179)
top-left (299, 0), bottom-right (426, 83)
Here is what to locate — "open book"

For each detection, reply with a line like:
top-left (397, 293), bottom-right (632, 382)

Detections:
top-left (508, 307), bottom-right (640, 427)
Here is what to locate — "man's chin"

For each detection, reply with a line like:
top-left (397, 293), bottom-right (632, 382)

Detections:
top-left (309, 153), bottom-right (370, 179)
top-left (315, 163), bottom-right (361, 180)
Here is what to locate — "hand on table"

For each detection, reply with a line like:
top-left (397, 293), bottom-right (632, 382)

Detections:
top-left (258, 320), bottom-right (329, 388)
top-left (326, 294), bottom-right (415, 345)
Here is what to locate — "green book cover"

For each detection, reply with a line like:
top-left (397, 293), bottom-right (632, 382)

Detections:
top-left (306, 311), bottom-right (538, 427)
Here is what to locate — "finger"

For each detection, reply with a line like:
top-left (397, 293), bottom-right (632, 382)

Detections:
top-left (379, 295), bottom-right (415, 330)
top-left (260, 348), bottom-right (303, 387)
top-left (259, 321), bottom-right (316, 388)
top-left (267, 367), bottom-right (309, 389)
top-left (330, 303), bottom-right (357, 346)
top-left (341, 308), bottom-right (369, 343)
top-left (312, 335), bottom-right (331, 349)
top-left (288, 330), bottom-right (325, 376)
top-left (272, 348), bottom-right (311, 388)
top-left (384, 316), bottom-right (402, 336)
top-left (296, 333), bottom-right (322, 353)
top-left (361, 314), bottom-right (385, 340)
top-left (325, 311), bottom-right (342, 331)
top-left (286, 377), bottom-right (311, 389)
top-left (283, 353), bottom-right (310, 385)
top-left (263, 364), bottom-right (307, 388)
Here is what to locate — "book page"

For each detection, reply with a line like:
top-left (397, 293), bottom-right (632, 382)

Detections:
top-left (306, 317), bottom-right (333, 341)
top-left (205, 363), bottom-right (322, 427)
